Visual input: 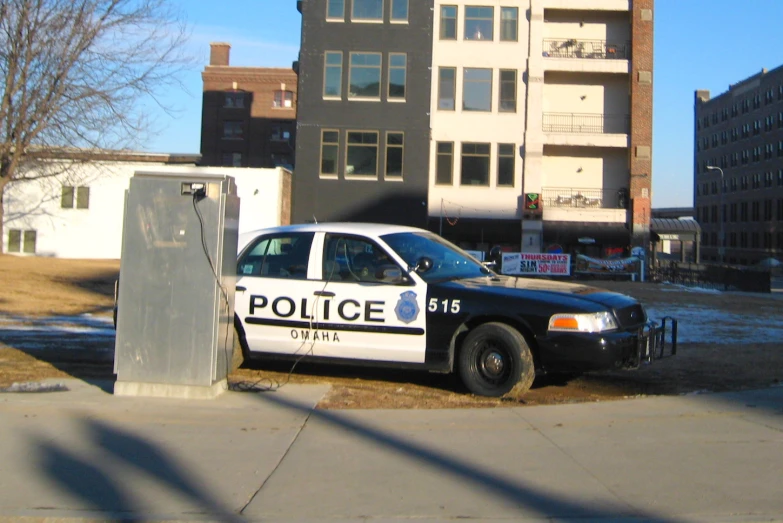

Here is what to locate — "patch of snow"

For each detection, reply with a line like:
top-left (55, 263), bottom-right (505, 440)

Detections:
top-left (0, 325), bottom-right (115, 336)
top-left (657, 283), bottom-right (723, 294)
top-left (0, 382), bottom-right (69, 393)
top-left (647, 305), bottom-right (783, 345)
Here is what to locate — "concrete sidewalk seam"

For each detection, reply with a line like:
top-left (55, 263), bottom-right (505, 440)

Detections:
top-left (238, 402), bottom-right (315, 515)
top-left (510, 408), bottom-right (640, 516)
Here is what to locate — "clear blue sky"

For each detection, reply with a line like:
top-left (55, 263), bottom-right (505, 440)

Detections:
top-left (145, 0), bottom-right (783, 208)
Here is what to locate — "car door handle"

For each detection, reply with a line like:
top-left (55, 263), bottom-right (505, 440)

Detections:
top-left (236, 286), bottom-right (247, 292)
top-left (314, 291), bottom-right (335, 297)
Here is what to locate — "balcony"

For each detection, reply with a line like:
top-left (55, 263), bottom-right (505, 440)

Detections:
top-left (543, 113), bottom-right (629, 134)
top-left (542, 187), bottom-right (630, 223)
top-left (541, 39), bottom-right (630, 74)
top-left (543, 187), bottom-right (628, 210)
top-left (543, 39), bottom-right (629, 60)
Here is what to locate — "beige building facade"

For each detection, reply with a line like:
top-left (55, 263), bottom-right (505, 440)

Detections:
top-left (428, 0), bottom-right (653, 256)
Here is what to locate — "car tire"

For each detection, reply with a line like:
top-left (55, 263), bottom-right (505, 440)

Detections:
top-left (230, 327), bottom-right (247, 372)
top-left (457, 322), bottom-right (535, 398)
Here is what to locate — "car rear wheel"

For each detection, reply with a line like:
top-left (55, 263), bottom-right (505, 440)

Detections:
top-left (457, 322), bottom-right (535, 398)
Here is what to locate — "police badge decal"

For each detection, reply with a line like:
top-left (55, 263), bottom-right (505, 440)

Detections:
top-left (395, 291), bottom-right (420, 324)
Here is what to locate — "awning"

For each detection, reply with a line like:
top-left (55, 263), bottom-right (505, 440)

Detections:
top-left (543, 221), bottom-right (630, 245)
top-left (650, 218), bottom-right (701, 242)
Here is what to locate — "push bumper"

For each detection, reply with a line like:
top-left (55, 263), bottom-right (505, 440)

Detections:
top-left (537, 317), bottom-right (678, 373)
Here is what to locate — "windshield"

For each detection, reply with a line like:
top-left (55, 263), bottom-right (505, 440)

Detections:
top-left (381, 232), bottom-right (491, 282)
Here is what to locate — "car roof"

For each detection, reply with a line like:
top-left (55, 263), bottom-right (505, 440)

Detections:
top-left (241, 222), bottom-right (427, 239)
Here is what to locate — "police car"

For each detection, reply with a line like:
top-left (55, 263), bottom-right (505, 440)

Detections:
top-left (233, 223), bottom-right (675, 398)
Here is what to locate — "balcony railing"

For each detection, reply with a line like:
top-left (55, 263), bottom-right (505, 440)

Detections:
top-left (543, 113), bottom-right (629, 134)
top-left (542, 187), bottom-right (629, 210)
top-left (543, 39), bottom-right (630, 60)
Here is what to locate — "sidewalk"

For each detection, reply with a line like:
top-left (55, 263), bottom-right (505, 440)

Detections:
top-left (1, 379), bottom-right (782, 522)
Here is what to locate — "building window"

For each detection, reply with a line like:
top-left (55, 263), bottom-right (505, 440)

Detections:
top-left (61, 186), bottom-right (89, 209)
top-left (224, 92), bottom-right (245, 108)
top-left (388, 53), bottom-right (407, 99)
top-left (436, 142), bottom-right (454, 185)
top-left (349, 52), bottom-right (382, 98)
top-left (222, 153), bottom-right (242, 167)
top-left (385, 132), bottom-right (404, 178)
top-left (273, 90), bottom-right (294, 108)
top-left (464, 6), bottom-right (493, 41)
top-left (440, 5), bottom-right (457, 39)
top-left (327, 0), bottom-right (344, 19)
top-left (499, 69), bottom-right (516, 112)
top-left (438, 67), bottom-right (456, 110)
top-left (324, 51), bottom-right (343, 98)
top-left (7, 229), bottom-right (36, 254)
top-left (271, 127), bottom-right (291, 141)
top-left (320, 130), bottom-right (339, 176)
top-left (497, 143), bottom-right (515, 187)
top-left (500, 7), bottom-right (518, 41)
top-left (346, 131), bottom-right (379, 176)
top-left (390, 0), bottom-right (408, 22)
top-left (460, 143), bottom-right (490, 186)
top-left (352, 0), bottom-right (383, 20)
top-left (223, 121), bottom-right (244, 139)
top-left (463, 68), bottom-right (491, 111)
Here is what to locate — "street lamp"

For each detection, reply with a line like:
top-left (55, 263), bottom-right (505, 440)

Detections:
top-left (706, 165), bottom-right (724, 264)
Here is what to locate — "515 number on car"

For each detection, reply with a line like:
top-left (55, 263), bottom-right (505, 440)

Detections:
top-left (428, 298), bottom-right (461, 314)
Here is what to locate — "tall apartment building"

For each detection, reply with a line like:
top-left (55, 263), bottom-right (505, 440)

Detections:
top-left (695, 68), bottom-right (783, 266)
top-left (294, 0), bottom-right (654, 256)
top-left (201, 43), bottom-right (298, 169)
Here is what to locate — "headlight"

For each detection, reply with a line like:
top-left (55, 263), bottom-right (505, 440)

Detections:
top-left (548, 311), bottom-right (618, 333)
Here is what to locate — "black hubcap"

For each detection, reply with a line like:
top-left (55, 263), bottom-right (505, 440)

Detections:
top-left (476, 342), bottom-right (511, 385)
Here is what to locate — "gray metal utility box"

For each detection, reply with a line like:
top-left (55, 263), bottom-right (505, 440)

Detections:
top-left (114, 172), bottom-right (239, 398)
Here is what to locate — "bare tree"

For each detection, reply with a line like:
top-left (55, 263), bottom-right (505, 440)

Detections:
top-left (0, 0), bottom-right (190, 243)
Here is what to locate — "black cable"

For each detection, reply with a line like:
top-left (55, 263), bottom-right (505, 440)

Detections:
top-left (229, 235), bottom-right (341, 393)
top-left (192, 194), bottom-right (232, 383)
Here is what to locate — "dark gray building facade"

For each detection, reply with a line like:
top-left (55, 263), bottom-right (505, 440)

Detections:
top-left (293, 0), bottom-right (433, 226)
top-left (695, 67), bottom-right (783, 266)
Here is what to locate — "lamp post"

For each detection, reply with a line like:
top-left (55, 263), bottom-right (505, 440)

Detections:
top-left (706, 165), bottom-right (724, 264)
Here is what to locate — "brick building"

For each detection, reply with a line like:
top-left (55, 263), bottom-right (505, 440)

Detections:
top-left (695, 67), bottom-right (783, 265)
top-left (200, 43), bottom-right (298, 169)
top-left (293, 0), bottom-right (655, 257)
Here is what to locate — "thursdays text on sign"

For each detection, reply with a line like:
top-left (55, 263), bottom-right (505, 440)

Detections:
top-left (501, 253), bottom-right (571, 276)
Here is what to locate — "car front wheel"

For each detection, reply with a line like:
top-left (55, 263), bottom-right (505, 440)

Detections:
top-left (457, 322), bottom-right (535, 398)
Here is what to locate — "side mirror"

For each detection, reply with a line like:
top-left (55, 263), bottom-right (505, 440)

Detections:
top-left (415, 257), bottom-right (433, 273)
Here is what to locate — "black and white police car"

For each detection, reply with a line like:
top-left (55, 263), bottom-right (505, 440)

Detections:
top-left (233, 223), bottom-right (675, 398)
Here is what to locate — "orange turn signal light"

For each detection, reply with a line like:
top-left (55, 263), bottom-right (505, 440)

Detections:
top-left (551, 317), bottom-right (578, 330)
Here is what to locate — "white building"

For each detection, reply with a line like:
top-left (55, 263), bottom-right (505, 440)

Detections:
top-left (3, 152), bottom-right (292, 258)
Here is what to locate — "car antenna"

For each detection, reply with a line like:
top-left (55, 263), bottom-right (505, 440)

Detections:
top-left (313, 215), bottom-right (318, 224)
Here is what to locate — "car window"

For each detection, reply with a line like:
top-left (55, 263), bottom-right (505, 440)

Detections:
top-left (381, 231), bottom-right (489, 283)
top-left (238, 232), bottom-right (314, 279)
top-left (323, 234), bottom-right (404, 283)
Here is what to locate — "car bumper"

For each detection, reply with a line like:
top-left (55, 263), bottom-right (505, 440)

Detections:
top-left (537, 319), bottom-right (677, 373)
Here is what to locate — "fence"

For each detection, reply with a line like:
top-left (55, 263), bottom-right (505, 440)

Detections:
top-left (649, 260), bottom-right (771, 292)
top-left (543, 113), bottom-right (630, 134)
top-left (542, 39), bottom-right (630, 60)
top-left (542, 187), bottom-right (628, 210)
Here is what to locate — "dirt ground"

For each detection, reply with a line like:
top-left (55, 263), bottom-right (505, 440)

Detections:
top-left (1, 254), bottom-right (781, 409)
